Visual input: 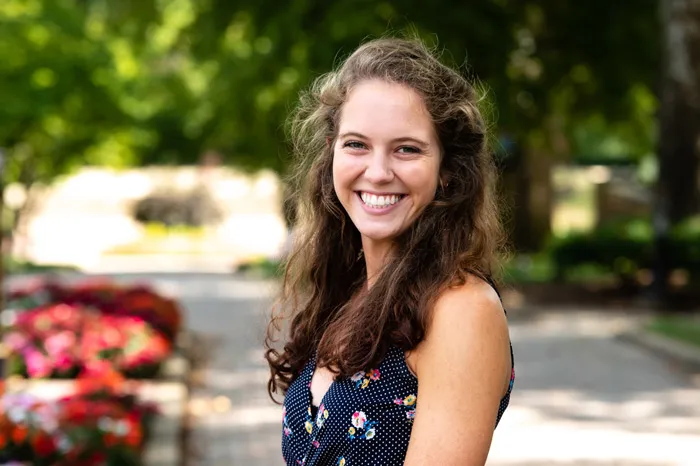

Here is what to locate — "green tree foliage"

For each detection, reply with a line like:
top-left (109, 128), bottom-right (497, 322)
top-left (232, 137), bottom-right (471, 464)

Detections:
top-left (0, 0), bottom-right (663, 182)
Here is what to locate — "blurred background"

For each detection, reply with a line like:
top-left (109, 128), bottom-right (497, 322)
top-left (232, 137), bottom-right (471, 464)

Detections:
top-left (0, 0), bottom-right (699, 465)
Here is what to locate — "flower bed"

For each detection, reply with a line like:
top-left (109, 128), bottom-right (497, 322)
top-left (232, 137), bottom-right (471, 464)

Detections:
top-left (4, 305), bottom-right (171, 380)
top-left (0, 374), bottom-right (157, 466)
top-left (6, 279), bottom-right (181, 341)
top-left (0, 278), bottom-right (190, 464)
top-left (3, 279), bottom-right (182, 380)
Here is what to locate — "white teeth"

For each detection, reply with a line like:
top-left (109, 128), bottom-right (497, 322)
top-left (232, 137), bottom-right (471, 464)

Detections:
top-left (359, 192), bottom-right (403, 208)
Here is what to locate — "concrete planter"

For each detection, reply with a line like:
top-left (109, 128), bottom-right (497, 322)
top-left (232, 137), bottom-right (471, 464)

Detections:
top-left (1, 343), bottom-right (193, 466)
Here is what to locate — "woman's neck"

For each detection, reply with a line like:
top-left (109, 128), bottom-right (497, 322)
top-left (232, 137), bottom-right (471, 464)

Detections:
top-left (361, 238), bottom-right (394, 289)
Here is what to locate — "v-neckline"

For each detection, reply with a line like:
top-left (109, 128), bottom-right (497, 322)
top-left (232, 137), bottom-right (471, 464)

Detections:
top-left (307, 353), bottom-right (334, 410)
top-left (306, 346), bottom-right (417, 410)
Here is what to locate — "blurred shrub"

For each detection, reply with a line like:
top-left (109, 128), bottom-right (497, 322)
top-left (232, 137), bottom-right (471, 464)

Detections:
top-left (236, 257), bottom-right (283, 278)
top-left (550, 216), bottom-right (700, 284)
top-left (132, 186), bottom-right (223, 227)
top-left (501, 253), bottom-right (556, 283)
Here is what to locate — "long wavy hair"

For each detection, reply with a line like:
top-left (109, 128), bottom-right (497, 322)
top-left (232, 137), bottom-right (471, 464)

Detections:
top-left (265, 37), bottom-right (505, 401)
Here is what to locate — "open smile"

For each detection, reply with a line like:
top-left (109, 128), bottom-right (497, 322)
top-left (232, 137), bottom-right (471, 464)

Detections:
top-left (356, 191), bottom-right (406, 211)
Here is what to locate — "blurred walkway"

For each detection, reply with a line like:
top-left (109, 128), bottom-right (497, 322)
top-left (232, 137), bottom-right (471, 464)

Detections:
top-left (14, 272), bottom-right (696, 465)
top-left (489, 311), bottom-right (700, 466)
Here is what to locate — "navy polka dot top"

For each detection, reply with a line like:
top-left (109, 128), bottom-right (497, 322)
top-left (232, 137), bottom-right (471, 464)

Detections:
top-left (281, 339), bottom-right (515, 466)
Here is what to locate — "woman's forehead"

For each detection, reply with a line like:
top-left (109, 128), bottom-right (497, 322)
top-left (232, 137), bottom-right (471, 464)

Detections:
top-left (339, 80), bottom-right (435, 141)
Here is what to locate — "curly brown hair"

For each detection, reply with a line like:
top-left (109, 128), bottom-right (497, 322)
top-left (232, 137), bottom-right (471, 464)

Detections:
top-left (264, 36), bottom-right (505, 402)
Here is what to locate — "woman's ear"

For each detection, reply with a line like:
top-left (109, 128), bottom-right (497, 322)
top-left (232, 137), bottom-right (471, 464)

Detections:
top-left (439, 174), bottom-right (450, 190)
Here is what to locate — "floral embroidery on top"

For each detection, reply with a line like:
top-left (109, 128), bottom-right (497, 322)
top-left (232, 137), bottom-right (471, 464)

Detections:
top-left (350, 368), bottom-right (380, 389)
top-left (337, 458), bottom-right (346, 466)
top-left (315, 403), bottom-right (329, 428)
top-left (394, 394), bottom-right (417, 423)
top-left (405, 409), bottom-right (416, 421)
top-left (393, 394), bottom-right (416, 406)
top-left (347, 410), bottom-right (378, 440)
top-left (509, 367), bottom-right (515, 389)
top-left (304, 407), bottom-right (313, 434)
top-left (283, 406), bottom-right (293, 437)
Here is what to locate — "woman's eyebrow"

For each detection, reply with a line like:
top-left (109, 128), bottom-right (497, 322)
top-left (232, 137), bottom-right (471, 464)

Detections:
top-left (391, 137), bottom-right (430, 147)
top-left (338, 132), bottom-right (430, 147)
top-left (338, 131), bottom-right (368, 140)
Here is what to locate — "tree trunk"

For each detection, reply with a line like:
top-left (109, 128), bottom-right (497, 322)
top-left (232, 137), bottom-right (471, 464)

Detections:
top-left (654, 0), bottom-right (700, 305)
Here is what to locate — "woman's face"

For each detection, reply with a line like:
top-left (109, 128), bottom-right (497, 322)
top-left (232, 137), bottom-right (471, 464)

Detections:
top-left (332, 79), bottom-right (441, 248)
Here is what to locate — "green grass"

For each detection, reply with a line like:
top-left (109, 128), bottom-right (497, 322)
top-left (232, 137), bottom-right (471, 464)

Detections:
top-left (3, 257), bottom-right (79, 274)
top-left (236, 258), bottom-right (283, 278)
top-left (648, 315), bottom-right (700, 349)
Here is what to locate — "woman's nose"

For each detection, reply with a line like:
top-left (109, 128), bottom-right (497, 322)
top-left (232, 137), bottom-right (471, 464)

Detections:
top-left (364, 152), bottom-right (394, 184)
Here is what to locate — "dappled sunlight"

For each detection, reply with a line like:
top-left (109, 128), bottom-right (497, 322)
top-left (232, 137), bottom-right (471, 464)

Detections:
top-left (510, 310), bottom-right (643, 339)
top-left (490, 386), bottom-right (700, 464)
top-left (508, 388), bottom-right (700, 434)
top-left (204, 367), bottom-right (269, 392)
top-left (488, 311), bottom-right (700, 465)
top-left (491, 406), bottom-right (699, 465)
top-left (190, 365), bottom-right (283, 464)
top-left (199, 402), bottom-right (282, 429)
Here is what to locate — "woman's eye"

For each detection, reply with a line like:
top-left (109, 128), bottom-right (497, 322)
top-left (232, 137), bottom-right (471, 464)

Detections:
top-left (343, 141), bottom-right (366, 150)
top-left (397, 146), bottom-right (421, 154)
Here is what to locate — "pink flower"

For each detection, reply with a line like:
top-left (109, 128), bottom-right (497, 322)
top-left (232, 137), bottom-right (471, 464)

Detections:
top-left (3, 331), bottom-right (29, 352)
top-left (44, 331), bottom-right (76, 357)
top-left (53, 353), bottom-right (75, 372)
top-left (351, 411), bottom-right (367, 429)
top-left (24, 348), bottom-right (52, 378)
top-left (47, 304), bottom-right (80, 326)
top-left (369, 369), bottom-right (380, 381)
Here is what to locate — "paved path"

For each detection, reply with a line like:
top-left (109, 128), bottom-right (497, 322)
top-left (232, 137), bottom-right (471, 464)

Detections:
top-left (13, 272), bottom-right (697, 465)
top-left (489, 311), bottom-right (700, 466)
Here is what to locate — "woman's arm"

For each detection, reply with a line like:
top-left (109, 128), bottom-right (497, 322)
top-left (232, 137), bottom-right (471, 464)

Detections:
top-left (404, 278), bottom-right (512, 466)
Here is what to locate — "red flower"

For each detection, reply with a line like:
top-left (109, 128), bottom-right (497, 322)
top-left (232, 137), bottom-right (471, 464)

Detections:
top-left (84, 451), bottom-right (107, 466)
top-left (11, 424), bottom-right (28, 445)
top-left (32, 430), bottom-right (57, 457)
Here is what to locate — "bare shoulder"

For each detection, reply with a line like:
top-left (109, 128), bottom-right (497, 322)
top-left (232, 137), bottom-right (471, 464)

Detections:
top-left (417, 275), bottom-right (507, 358)
top-left (404, 275), bottom-right (511, 465)
top-left (410, 274), bottom-right (511, 390)
top-left (434, 276), bottom-right (505, 326)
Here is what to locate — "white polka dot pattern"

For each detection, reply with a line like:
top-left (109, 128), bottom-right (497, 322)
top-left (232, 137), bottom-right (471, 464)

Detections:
top-left (281, 342), bottom-right (515, 465)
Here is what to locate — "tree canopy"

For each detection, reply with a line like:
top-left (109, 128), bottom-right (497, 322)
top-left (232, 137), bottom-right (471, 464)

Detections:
top-left (0, 0), bottom-right (662, 183)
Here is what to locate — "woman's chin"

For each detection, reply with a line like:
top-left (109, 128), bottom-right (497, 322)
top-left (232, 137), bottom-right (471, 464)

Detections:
top-left (357, 226), bottom-right (401, 245)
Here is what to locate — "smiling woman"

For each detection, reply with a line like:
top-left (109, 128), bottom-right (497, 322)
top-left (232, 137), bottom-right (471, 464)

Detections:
top-left (265, 36), bottom-right (514, 466)
top-left (333, 79), bottom-right (441, 265)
